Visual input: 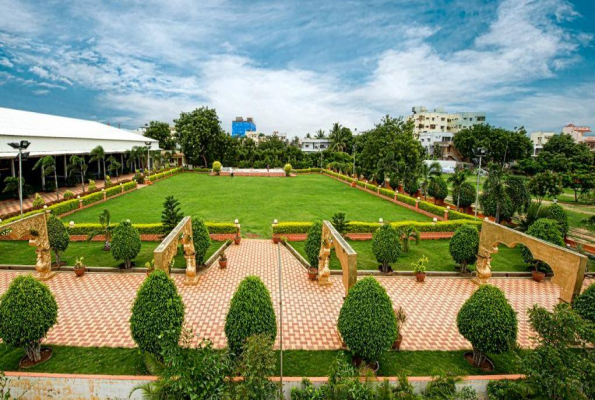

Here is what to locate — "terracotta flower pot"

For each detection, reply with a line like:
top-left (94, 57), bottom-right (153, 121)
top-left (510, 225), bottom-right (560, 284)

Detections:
top-left (219, 259), bottom-right (228, 269)
top-left (272, 236), bottom-right (280, 244)
top-left (74, 267), bottom-right (85, 277)
top-left (415, 272), bottom-right (426, 282)
top-left (308, 267), bottom-right (318, 281)
top-left (234, 235), bottom-right (241, 245)
top-left (350, 181), bottom-right (356, 188)
top-left (532, 270), bottom-right (545, 282)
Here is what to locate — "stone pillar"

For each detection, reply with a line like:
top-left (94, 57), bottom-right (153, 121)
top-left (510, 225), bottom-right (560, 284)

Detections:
top-left (78, 197), bottom-right (83, 209)
top-left (102, 189), bottom-right (106, 201)
top-left (41, 164), bottom-right (46, 189)
top-left (415, 197), bottom-right (420, 209)
top-left (444, 206), bottom-right (450, 220)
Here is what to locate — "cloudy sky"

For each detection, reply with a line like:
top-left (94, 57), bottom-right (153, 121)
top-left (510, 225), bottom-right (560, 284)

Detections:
top-left (0, 0), bottom-right (593, 136)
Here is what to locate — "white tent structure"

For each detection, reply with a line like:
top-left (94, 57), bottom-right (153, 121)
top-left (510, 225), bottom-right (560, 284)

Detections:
top-left (0, 107), bottom-right (158, 159)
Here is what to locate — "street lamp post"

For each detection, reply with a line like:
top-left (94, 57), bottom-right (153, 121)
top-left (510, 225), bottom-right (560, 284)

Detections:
top-left (474, 148), bottom-right (486, 218)
top-left (7, 140), bottom-right (31, 219)
top-left (144, 141), bottom-right (152, 172)
top-left (352, 143), bottom-right (356, 177)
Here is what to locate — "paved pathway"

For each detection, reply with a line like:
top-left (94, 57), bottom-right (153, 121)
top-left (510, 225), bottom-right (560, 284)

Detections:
top-left (0, 239), bottom-right (592, 350)
top-left (0, 173), bottom-right (135, 217)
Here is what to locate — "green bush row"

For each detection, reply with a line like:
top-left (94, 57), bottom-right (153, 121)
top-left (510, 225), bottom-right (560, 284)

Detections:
top-left (147, 167), bottom-right (182, 182)
top-left (292, 168), bottom-right (322, 174)
top-left (272, 219), bottom-right (482, 234)
top-left (65, 221), bottom-right (236, 236)
top-left (82, 192), bottom-right (104, 206)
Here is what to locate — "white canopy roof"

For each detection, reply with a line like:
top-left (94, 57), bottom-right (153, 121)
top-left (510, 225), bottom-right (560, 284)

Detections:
top-left (0, 107), bottom-right (159, 158)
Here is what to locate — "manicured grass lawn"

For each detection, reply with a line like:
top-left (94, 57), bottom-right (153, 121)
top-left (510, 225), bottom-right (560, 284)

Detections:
top-left (0, 344), bottom-right (521, 377)
top-left (291, 239), bottom-right (527, 272)
top-left (66, 174), bottom-right (430, 237)
top-left (0, 240), bottom-right (223, 268)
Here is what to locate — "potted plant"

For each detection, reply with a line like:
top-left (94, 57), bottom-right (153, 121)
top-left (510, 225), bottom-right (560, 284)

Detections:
top-left (234, 233), bottom-right (241, 245)
top-left (272, 234), bottom-right (280, 244)
top-left (412, 255), bottom-right (428, 282)
top-left (73, 257), bottom-right (86, 277)
top-left (308, 267), bottom-right (318, 281)
top-left (532, 264), bottom-right (546, 282)
top-left (218, 252), bottom-right (228, 269)
top-left (392, 306), bottom-right (407, 350)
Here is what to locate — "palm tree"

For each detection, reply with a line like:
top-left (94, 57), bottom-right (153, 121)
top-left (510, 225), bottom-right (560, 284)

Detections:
top-left (107, 156), bottom-right (122, 182)
top-left (89, 145), bottom-right (106, 180)
top-left (447, 168), bottom-right (468, 210)
top-left (329, 123), bottom-right (351, 152)
top-left (517, 202), bottom-right (551, 232)
top-left (399, 226), bottom-right (420, 252)
top-left (483, 164), bottom-right (506, 223)
top-left (420, 162), bottom-right (442, 200)
top-left (33, 156), bottom-right (59, 201)
top-left (68, 155), bottom-right (88, 193)
top-left (86, 209), bottom-right (112, 251)
top-left (314, 129), bottom-right (326, 139)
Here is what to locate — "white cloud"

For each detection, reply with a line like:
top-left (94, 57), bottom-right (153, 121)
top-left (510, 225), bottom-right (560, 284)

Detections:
top-left (32, 89), bottom-right (49, 95)
top-left (0, 57), bottom-right (13, 68)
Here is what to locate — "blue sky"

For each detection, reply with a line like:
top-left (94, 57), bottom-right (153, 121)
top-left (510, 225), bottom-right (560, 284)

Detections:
top-left (0, 0), bottom-right (594, 136)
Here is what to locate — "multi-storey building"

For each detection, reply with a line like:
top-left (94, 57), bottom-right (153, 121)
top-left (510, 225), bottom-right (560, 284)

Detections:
top-left (231, 117), bottom-right (256, 138)
top-left (300, 138), bottom-right (332, 153)
top-left (530, 131), bottom-right (555, 156)
top-left (409, 106), bottom-right (486, 160)
top-left (562, 123), bottom-right (592, 143)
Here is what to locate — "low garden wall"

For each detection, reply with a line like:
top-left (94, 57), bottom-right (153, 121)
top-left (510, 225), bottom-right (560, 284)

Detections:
top-left (3, 371), bottom-right (522, 399)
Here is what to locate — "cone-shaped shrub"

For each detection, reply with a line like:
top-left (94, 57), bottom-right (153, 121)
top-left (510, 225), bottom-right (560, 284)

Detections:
top-left (547, 203), bottom-right (569, 237)
top-left (111, 220), bottom-right (141, 269)
top-left (372, 224), bottom-right (401, 273)
top-left (573, 283), bottom-right (595, 323)
top-left (130, 270), bottom-right (185, 358)
top-left (47, 214), bottom-right (69, 265)
top-left (449, 224), bottom-right (479, 273)
top-left (0, 275), bottom-right (58, 362)
top-left (338, 277), bottom-right (397, 362)
top-left (457, 285), bottom-right (517, 367)
top-left (192, 217), bottom-right (211, 265)
top-left (304, 221), bottom-right (322, 268)
top-left (225, 276), bottom-right (277, 356)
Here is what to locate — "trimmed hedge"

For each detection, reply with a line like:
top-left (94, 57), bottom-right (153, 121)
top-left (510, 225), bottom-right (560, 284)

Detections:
top-left (65, 221), bottom-right (236, 236)
top-left (111, 220), bottom-right (141, 268)
top-left (449, 224), bottom-right (480, 271)
top-left (573, 283), bottom-right (595, 324)
top-left (372, 224), bottom-right (401, 272)
top-left (0, 275), bottom-right (58, 362)
top-left (130, 270), bottom-right (185, 358)
top-left (192, 218), bottom-right (211, 265)
top-left (272, 220), bottom-right (482, 235)
top-left (304, 221), bottom-right (323, 268)
top-left (520, 218), bottom-right (564, 267)
top-left (48, 215), bottom-right (69, 265)
top-left (225, 276), bottom-right (277, 356)
top-left (82, 191), bottom-right (103, 206)
top-left (457, 285), bottom-right (517, 367)
top-left (338, 277), bottom-right (397, 362)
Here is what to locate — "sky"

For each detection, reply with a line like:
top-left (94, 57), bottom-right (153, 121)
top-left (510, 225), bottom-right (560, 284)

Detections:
top-left (0, 0), bottom-right (594, 136)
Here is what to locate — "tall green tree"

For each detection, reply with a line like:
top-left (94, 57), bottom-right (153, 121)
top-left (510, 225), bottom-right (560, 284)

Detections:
top-left (535, 134), bottom-right (594, 174)
top-left (107, 155), bottom-right (122, 181)
top-left (144, 121), bottom-right (176, 151)
top-left (453, 124), bottom-right (532, 165)
top-left (174, 107), bottom-right (227, 167)
top-left (67, 155), bottom-right (88, 193)
top-left (89, 145), bottom-right (106, 180)
top-left (33, 156), bottom-right (59, 201)
top-left (328, 123), bottom-right (352, 153)
top-left (447, 168), bottom-right (468, 209)
top-left (421, 161), bottom-right (442, 201)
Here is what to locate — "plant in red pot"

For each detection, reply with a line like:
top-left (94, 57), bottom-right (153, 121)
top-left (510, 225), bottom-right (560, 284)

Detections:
top-left (392, 306), bottom-right (407, 350)
top-left (412, 255), bottom-right (428, 283)
top-left (218, 252), bottom-right (228, 269)
top-left (308, 266), bottom-right (318, 281)
top-left (74, 256), bottom-right (86, 277)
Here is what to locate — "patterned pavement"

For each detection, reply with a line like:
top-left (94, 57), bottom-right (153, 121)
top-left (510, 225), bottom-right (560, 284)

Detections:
top-left (0, 239), bottom-right (592, 351)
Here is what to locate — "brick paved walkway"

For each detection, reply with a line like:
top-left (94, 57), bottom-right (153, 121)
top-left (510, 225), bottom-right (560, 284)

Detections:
top-left (0, 239), bottom-right (591, 350)
top-left (0, 173), bottom-right (135, 217)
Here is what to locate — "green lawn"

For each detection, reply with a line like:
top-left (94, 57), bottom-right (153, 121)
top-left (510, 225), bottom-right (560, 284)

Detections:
top-left (291, 239), bottom-right (527, 272)
top-left (0, 344), bottom-right (521, 377)
top-left (0, 240), bottom-right (223, 268)
top-left (66, 174), bottom-right (430, 237)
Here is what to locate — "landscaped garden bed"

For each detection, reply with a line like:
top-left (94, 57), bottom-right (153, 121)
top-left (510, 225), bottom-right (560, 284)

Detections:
top-left (290, 239), bottom-right (527, 272)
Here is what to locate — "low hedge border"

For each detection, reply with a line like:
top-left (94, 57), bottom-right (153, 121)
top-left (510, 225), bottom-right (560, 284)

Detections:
top-left (272, 220), bottom-right (482, 235)
top-left (147, 167), bottom-right (182, 182)
top-left (322, 170), bottom-right (479, 222)
top-left (65, 221), bottom-right (236, 235)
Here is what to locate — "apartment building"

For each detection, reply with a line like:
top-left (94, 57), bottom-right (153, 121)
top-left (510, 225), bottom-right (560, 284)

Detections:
top-left (530, 131), bottom-right (555, 156)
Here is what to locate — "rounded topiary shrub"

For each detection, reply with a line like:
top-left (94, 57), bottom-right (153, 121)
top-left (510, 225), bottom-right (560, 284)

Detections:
top-left (284, 163), bottom-right (292, 176)
top-left (372, 224), bottom-right (401, 273)
top-left (111, 220), bottom-right (141, 269)
top-left (192, 217), bottom-right (211, 265)
top-left (304, 221), bottom-right (322, 268)
top-left (452, 182), bottom-right (476, 209)
top-left (212, 161), bottom-right (222, 175)
top-left (47, 214), bottom-right (69, 265)
top-left (449, 225), bottom-right (479, 273)
top-left (403, 175), bottom-right (419, 196)
top-left (457, 285), bottom-right (517, 367)
top-left (0, 275), bottom-right (58, 363)
top-left (130, 270), bottom-right (185, 358)
top-left (428, 176), bottom-right (448, 202)
top-left (338, 277), bottom-right (396, 362)
top-left (573, 283), bottom-right (595, 323)
top-left (520, 218), bottom-right (564, 269)
top-left (547, 203), bottom-right (569, 237)
top-left (225, 276), bottom-right (277, 356)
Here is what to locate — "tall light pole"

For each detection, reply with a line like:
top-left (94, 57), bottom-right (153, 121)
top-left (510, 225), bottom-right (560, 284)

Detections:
top-left (8, 140), bottom-right (31, 218)
top-left (352, 143), bottom-right (356, 177)
top-left (144, 141), bottom-right (152, 172)
top-left (474, 148), bottom-right (486, 218)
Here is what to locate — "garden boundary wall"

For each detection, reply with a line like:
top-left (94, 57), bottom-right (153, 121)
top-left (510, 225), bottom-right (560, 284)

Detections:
top-left (3, 371), bottom-right (524, 399)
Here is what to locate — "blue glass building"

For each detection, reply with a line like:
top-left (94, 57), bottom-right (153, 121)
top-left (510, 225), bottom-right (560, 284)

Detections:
top-left (231, 117), bottom-right (256, 137)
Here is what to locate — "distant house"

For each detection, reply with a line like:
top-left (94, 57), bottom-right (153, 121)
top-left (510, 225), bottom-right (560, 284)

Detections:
top-left (530, 131), bottom-right (555, 156)
top-left (300, 138), bottom-right (332, 153)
